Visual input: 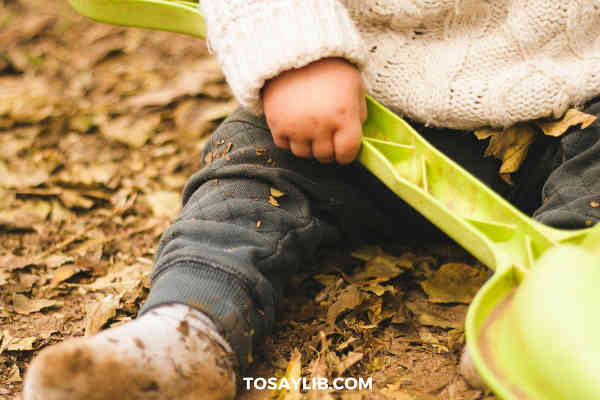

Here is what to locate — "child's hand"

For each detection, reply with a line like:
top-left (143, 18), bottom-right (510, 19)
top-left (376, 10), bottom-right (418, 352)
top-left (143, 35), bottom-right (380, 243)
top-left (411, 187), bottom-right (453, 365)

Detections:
top-left (262, 58), bottom-right (367, 164)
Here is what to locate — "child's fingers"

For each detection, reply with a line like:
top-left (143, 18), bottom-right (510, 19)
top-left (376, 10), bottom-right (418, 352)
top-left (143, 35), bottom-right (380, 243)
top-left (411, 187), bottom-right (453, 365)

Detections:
top-left (272, 134), bottom-right (290, 149)
top-left (360, 95), bottom-right (368, 124)
top-left (290, 140), bottom-right (313, 158)
top-left (333, 121), bottom-right (362, 164)
top-left (312, 138), bottom-right (335, 163)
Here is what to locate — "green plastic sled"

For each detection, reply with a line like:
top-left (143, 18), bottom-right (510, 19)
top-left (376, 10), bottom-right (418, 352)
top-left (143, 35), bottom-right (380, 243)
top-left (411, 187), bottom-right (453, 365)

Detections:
top-left (66, 0), bottom-right (600, 398)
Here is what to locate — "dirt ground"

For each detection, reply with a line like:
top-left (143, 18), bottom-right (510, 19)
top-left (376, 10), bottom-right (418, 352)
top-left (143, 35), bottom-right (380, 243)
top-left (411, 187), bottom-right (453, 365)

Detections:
top-left (0, 0), bottom-right (497, 398)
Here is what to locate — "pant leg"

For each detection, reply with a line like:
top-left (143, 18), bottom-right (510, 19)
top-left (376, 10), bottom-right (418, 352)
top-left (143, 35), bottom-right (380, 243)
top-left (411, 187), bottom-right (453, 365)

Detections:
top-left (532, 100), bottom-right (600, 228)
top-left (139, 108), bottom-right (441, 372)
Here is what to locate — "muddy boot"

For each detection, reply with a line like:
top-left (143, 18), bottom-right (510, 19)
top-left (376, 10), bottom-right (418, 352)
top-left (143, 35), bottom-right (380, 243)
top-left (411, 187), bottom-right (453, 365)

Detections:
top-left (23, 304), bottom-right (237, 400)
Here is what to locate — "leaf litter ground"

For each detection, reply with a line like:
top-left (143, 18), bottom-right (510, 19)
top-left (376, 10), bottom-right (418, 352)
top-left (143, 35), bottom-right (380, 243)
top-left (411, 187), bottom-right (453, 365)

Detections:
top-left (0, 0), bottom-right (496, 398)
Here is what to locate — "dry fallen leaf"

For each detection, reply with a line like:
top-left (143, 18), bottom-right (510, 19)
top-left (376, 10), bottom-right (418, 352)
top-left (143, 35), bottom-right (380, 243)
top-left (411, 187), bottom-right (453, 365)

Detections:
top-left (127, 58), bottom-right (224, 108)
top-left (84, 263), bottom-right (149, 300)
top-left (174, 98), bottom-right (237, 138)
top-left (364, 283), bottom-right (395, 297)
top-left (55, 162), bottom-right (118, 188)
top-left (353, 255), bottom-right (410, 281)
top-left (405, 291), bottom-right (467, 330)
top-left (350, 245), bottom-right (384, 261)
top-left (17, 273), bottom-right (39, 291)
top-left (270, 188), bottom-right (285, 198)
top-left (278, 348), bottom-right (302, 400)
top-left (85, 295), bottom-right (120, 336)
top-left (380, 385), bottom-right (438, 400)
top-left (0, 270), bottom-right (9, 286)
top-left (0, 15), bottom-right (55, 46)
top-left (50, 198), bottom-right (75, 223)
top-left (0, 77), bottom-right (58, 126)
top-left (98, 114), bottom-right (160, 148)
top-left (76, 36), bottom-right (126, 68)
top-left (144, 191), bottom-right (181, 219)
top-left (0, 200), bottom-right (51, 231)
top-left (536, 108), bottom-right (597, 137)
top-left (0, 254), bottom-right (39, 271)
top-left (44, 254), bottom-right (75, 269)
top-left (57, 189), bottom-right (95, 210)
top-left (420, 263), bottom-right (488, 304)
top-left (308, 353), bottom-right (335, 400)
top-left (327, 285), bottom-right (363, 326)
top-left (48, 264), bottom-right (81, 289)
top-left (0, 330), bottom-right (37, 353)
top-left (12, 294), bottom-right (59, 315)
top-left (336, 351), bottom-right (363, 376)
top-left (6, 363), bottom-right (23, 384)
top-left (269, 195), bottom-right (280, 207)
top-left (0, 126), bottom-right (40, 159)
top-left (475, 123), bottom-right (537, 178)
top-left (0, 159), bottom-right (50, 189)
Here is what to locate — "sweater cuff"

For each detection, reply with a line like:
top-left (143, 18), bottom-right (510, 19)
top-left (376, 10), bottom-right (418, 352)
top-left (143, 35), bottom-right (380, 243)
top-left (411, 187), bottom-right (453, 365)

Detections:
top-left (202, 0), bottom-right (367, 115)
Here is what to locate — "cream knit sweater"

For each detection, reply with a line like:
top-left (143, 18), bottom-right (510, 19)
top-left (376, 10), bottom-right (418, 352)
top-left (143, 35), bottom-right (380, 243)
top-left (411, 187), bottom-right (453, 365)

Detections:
top-left (201, 0), bottom-right (600, 130)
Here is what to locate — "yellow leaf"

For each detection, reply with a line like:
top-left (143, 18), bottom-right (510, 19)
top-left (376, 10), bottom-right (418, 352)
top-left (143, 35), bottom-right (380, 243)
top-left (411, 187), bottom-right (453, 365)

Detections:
top-left (536, 108), bottom-right (597, 137)
top-left (269, 195), bottom-right (280, 207)
top-left (270, 187), bottom-right (285, 198)
top-left (278, 349), bottom-right (302, 400)
top-left (364, 283), bottom-right (395, 296)
top-left (368, 356), bottom-right (385, 372)
top-left (500, 173), bottom-right (513, 185)
top-left (476, 124), bottom-right (537, 175)
top-left (473, 127), bottom-right (496, 140)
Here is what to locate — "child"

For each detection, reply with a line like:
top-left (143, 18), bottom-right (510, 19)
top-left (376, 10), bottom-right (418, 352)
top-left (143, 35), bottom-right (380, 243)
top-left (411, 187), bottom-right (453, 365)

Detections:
top-left (23, 1), bottom-right (600, 399)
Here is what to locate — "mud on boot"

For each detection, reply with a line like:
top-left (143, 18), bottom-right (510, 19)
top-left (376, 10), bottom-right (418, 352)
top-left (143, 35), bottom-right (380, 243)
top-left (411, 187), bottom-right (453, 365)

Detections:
top-left (23, 304), bottom-right (237, 400)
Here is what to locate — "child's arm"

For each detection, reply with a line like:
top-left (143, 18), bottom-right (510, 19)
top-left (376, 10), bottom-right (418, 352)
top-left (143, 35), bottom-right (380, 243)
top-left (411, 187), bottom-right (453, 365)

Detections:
top-left (200, 0), bottom-right (367, 163)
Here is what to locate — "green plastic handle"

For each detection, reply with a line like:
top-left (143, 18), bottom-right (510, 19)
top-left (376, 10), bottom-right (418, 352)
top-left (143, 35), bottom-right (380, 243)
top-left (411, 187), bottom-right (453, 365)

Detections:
top-left (359, 96), bottom-right (600, 400)
top-left (68, 0), bottom-right (206, 36)
top-left (66, 1), bottom-right (600, 398)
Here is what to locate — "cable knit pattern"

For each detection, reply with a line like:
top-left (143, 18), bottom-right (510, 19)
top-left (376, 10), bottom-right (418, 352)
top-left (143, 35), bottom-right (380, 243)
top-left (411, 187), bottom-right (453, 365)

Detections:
top-left (201, 0), bottom-right (600, 129)
top-left (200, 0), bottom-right (367, 115)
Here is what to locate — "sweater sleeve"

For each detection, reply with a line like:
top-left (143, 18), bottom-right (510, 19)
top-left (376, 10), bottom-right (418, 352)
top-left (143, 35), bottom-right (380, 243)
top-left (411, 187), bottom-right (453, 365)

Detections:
top-left (199, 0), bottom-right (367, 115)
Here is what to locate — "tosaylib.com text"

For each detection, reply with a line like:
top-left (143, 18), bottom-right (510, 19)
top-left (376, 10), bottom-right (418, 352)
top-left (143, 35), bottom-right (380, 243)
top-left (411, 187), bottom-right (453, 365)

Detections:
top-left (242, 376), bottom-right (373, 391)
